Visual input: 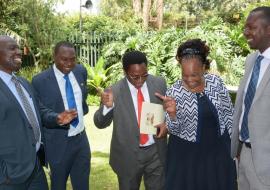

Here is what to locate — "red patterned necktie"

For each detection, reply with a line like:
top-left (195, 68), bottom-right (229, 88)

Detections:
top-left (137, 88), bottom-right (149, 145)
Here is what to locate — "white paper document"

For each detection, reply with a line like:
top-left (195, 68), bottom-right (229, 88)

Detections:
top-left (140, 102), bottom-right (165, 135)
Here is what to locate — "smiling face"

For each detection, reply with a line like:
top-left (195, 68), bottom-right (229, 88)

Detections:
top-left (0, 36), bottom-right (22, 74)
top-left (181, 57), bottom-right (205, 92)
top-left (244, 11), bottom-right (270, 52)
top-left (54, 46), bottom-right (76, 74)
top-left (125, 63), bottom-right (148, 89)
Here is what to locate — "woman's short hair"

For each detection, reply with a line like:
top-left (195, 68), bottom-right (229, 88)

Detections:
top-left (176, 39), bottom-right (210, 70)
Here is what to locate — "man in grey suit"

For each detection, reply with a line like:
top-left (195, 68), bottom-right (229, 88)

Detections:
top-left (94, 50), bottom-right (167, 190)
top-left (32, 41), bottom-right (90, 190)
top-left (0, 36), bottom-right (76, 190)
top-left (231, 6), bottom-right (270, 190)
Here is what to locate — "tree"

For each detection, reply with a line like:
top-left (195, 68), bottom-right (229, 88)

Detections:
top-left (133, 0), bottom-right (142, 18)
top-left (142, 0), bottom-right (151, 29)
top-left (0, 0), bottom-right (67, 67)
top-left (156, 0), bottom-right (163, 30)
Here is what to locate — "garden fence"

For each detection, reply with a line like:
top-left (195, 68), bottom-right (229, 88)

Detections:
top-left (68, 31), bottom-right (117, 67)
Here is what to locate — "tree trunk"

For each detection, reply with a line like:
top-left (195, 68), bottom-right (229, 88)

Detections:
top-left (156, 0), bottom-right (163, 30)
top-left (132, 0), bottom-right (142, 18)
top-left (142, 0), bottom-right (151, 30)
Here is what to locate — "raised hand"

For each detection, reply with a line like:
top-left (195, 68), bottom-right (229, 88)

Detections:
top-left (98, 87), bottom-right (114, 108)
top-left (155, 92), bottom-right (177, 119)
top-left (57, 109), bottom-right (78, 126)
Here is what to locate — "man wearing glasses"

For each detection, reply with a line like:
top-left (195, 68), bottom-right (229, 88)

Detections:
top-left (94, 50), bottom-right (167, 190)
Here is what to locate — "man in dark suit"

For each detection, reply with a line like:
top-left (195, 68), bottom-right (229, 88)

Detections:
top-left (0, 36), bottom-right (77, 190)
top-left (32, 41), bottom-right (90, 190)
top-left (94, 50), bottom-right (167, 190)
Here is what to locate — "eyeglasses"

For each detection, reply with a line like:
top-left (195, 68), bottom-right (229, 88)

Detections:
top-left (128, 73), bottom-right (149, 81)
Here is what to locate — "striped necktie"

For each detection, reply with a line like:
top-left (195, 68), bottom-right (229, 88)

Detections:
top-left (12, 76), bottom-right (40, 143)
top-left (240, 55), bottom-right (264, 141)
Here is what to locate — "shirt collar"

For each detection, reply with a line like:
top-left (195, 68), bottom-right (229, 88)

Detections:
top-left (260, 47), bottom-right (270, 60)
top-left (126, 77), bottom-right (147, 93)
top-left (53, 64), bottom-right (67, 78)
top-left (0, 70), bottom-right (16, 85)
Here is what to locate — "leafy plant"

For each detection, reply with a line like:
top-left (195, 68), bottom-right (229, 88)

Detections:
top-left (82, 57), bottom-right (114, 94)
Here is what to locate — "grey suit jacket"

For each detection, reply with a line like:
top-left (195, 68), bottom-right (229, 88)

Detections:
top-left (231, 51), bottom-right (270, 185)
top-left (94, 75), bottom-right (167, 177)
top-left (0, 76), bottom-right (57, 184)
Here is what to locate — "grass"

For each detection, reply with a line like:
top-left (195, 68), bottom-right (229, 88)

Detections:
top-left (45, 106), bottom-right (144, 190)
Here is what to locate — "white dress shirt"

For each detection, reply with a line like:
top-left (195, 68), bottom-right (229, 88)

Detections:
top-left (53, 65), bottom-right (84, 137)
top-left (239, 47), bottom-right (270, 142)
top-left (103, 78), bottom-right (155, 147)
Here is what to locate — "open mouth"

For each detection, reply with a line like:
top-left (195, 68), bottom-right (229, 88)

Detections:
top-left (246, 38), bottom-right (253, 43)
top-left (14, 58), bottom-right (22, 64)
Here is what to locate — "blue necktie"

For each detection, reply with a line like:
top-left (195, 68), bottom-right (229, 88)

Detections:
top-left (64, 74), bottom-right (79, 127)
top-left (240, 55), bottom-right (264, 141)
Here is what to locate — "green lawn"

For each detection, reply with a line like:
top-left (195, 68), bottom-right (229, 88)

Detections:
top-left (45, 106), bottom-right (144, 190)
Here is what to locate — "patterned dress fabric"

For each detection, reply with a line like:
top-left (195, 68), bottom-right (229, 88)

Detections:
top-left (166, 94), bottom-right (236, 190)
top-left (165, 74), bottom-right (233, 142)
top-left (165, 74), bottom-right (236, 190)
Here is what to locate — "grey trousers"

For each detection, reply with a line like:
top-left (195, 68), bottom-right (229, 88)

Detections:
top-left (117, 144), bottom-right (165, 190)
top-left (238, 145), bottom-right (270, 190)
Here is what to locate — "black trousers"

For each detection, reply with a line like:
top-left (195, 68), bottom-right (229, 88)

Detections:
top-left (0, 158), bottom-right (48, 190)
top-left (49, 131), bottom-right (91, 190)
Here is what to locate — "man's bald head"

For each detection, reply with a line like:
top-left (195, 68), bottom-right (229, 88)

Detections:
top-left (0, 35), bottom-right (22, 74)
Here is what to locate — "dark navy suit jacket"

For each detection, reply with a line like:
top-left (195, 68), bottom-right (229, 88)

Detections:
top-left (0, 76), bottom-right (57, 184)
top-left (32, 64), bottom-right (89, 164)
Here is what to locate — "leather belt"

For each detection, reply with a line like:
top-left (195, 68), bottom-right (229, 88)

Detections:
top-left (139, 143), bottom-right (155, 149)
top-left (240, 141), bottom-right (251, 149)
top-left (69, 130), bottom-right (85, 138)
top-left (244, 142), bottom-right (251, 149)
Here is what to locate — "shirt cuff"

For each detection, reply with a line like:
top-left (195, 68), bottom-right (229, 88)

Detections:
top-left (102, 104), bottom-right (114, 116)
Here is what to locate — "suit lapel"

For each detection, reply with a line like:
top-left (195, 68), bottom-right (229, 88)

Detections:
top-left (253, 61), bottom-right (270, 103)
top-left (121, 78), bottom-right (138, 126)
top-left (146, 79), bottom-right (156, 104)
top-left (236, 53), bottom-right (257, 107)
top-left (72, 67), bottom-right (86, 98)
top-left (19, 78), bottom-right (42, 125)
top-left (47, 68), bottom-right (65, 110)
top-left (0, 78), bottom-right (33, 124)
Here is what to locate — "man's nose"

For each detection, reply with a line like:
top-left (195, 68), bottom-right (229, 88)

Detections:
top-left (15, 48), bottom-right (22, 56)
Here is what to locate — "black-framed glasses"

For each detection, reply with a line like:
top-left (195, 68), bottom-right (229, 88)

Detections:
top-left (128, 73), bottom-right (149, 81)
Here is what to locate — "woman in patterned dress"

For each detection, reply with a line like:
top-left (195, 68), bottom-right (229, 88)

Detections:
top-left (161, 39), bottom-right (237, 190)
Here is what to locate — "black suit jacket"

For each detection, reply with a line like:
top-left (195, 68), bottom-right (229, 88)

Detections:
top-left (32, 64), bottom-right (89, 164)
top-left (0, 76), bottom-right (57, 184)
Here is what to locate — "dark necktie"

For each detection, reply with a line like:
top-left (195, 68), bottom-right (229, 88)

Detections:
top-left (64, 74), bottom-right (79, 127)
top-left (240, 55), bottom-right (264, 141)
top-left (137, 88), bottom-right (149, 145)
top-left (11, 76), bottom-right (40, 143)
